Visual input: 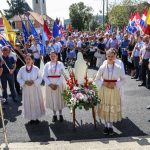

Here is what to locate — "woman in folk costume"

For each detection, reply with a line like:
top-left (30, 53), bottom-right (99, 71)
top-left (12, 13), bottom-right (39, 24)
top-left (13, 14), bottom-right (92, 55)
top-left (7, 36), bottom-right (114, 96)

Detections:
top-left (75, 52), bottom-right (87, 84)
top-left (17, 54), bottom-right (45, 124)
top-left (43, 51), bottom-right (66, 122)
top-left (95, 48), bottom-right (125, 135)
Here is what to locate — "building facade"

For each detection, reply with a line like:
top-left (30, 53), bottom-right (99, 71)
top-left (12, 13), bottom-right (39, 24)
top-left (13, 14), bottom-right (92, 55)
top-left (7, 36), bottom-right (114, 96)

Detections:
top-left (32, 0), bottom-right (47, 15)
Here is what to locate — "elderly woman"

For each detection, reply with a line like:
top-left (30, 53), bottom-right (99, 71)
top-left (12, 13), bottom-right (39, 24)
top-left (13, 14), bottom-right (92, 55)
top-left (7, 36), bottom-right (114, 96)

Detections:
top-left (43, 51), bottom-right (66, 122)
top-left (95, 48), bottom-right (125, 135)
top-left (17, 54), bottom-right (45, 124)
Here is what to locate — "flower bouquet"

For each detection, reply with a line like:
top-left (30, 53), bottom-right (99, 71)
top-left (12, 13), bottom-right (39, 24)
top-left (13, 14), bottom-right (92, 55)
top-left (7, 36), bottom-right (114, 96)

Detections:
top-left (62, 67), bottom-right (100, 111)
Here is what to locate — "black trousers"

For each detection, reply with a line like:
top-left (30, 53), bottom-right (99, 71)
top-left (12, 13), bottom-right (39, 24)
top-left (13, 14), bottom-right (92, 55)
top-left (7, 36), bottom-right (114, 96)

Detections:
top-left (122, 55), bottom-right (128, 73)
top-left (1, 73), bottom-right (16, 100)
top-left (141, 59), bottom-right (150, 85)
top-left (14, 68), bottom-right (21, 94)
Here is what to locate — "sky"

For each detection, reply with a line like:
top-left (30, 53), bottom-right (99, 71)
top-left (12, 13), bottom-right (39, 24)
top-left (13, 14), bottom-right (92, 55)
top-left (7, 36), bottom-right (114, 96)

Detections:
top-left (0, 0), bottom-right (146, 19)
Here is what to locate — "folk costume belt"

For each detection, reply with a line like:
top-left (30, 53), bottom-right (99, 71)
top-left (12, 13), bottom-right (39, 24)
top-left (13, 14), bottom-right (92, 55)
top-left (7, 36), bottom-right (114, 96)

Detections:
top-left (48, 75), bottom-right (61, 78)
top-left (104, 79), bottom-right (117, 83)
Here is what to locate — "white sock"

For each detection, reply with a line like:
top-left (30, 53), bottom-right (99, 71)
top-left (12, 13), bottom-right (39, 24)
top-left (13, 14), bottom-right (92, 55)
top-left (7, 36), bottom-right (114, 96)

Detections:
top-left (59, 110), bottom-right (62, 115)
top-left (108, 122), bottom-right (113, 128)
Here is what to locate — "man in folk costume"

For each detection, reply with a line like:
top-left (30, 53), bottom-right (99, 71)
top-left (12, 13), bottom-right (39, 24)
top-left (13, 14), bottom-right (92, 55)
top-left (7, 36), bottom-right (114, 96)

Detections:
top-left (17, 54), bottom-right (45, 124)
top-left (43, 50), bottom-right (66, 122)
top-left (95, 48), bottom-right (125, 135)
top-left (75, 52), bottom-right (87, 84)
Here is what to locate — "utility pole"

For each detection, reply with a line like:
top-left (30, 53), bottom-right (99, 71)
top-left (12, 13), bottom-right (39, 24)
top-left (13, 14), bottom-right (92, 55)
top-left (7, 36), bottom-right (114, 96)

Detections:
top-left (103, 0), bottom-right (105, 28)
top-left (107, 0), bottom-right (108, 23)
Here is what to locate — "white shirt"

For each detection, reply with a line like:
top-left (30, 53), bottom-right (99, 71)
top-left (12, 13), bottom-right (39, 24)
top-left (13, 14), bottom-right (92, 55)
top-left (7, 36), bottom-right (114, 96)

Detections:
top-left (9, 51), bottom-right (17, 61)
top-left (30, 44), bottom-right (41, 59)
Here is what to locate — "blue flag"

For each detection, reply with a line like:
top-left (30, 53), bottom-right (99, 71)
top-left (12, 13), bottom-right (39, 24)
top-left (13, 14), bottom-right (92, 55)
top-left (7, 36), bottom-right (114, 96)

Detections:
top-left (0, 35), bottom-right (13, 49)
top-left (27, 17), bottom-right (46, 55)
top-left (21, 19), bottom-right (30, 43)
top-left (53, 21), bottom-right (59, 38)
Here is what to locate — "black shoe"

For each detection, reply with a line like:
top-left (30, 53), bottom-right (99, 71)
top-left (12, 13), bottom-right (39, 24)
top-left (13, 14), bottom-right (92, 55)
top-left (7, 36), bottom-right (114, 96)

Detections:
top-left (59, 115), bottom-right (64, 122)
top-left (103, 127), bottom-right (109, 135)
top-left (138, 83), bottom-right (146, 87)
top-left (147, 105), bottom-right (150, 109)
top-left (52, 115), bottom-right (57, 122)
top-left (109, 128), bottom-right (114, 135)
top-left (131, 76), bottom-right (137, 79)
top-left (35, 119), bottom-right (40, 124)
top-left (28, 120), bottom-right (35, 124)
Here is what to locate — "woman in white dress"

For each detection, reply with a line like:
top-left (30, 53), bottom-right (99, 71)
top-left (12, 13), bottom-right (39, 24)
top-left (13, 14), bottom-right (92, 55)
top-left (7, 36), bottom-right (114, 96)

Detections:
top-left (17, 54), bottom-right (45, 124)
top-left (43, 51), bottom-right (65, 122)
top-left (95, 48), bottom-right (125, 135)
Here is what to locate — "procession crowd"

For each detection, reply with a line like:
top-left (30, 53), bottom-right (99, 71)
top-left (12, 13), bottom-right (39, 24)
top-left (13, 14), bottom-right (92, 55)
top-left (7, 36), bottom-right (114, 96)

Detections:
top-left (0, 29), bottom-right (150, 135)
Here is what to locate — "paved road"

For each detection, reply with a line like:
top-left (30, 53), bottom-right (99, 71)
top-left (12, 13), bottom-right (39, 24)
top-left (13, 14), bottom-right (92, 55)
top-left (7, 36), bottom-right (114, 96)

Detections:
top-left (0, 69), bottom-right (150, 144)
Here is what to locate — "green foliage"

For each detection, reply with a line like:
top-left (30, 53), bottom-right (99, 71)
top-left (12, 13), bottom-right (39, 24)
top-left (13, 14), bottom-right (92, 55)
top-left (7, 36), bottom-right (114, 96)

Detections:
top-left (69, 2), bottom-right (93, 31)
top-left (4, 0), bottom-right (31, 19)
top-left (89, 19), bottom-right (99, 31)
top-left (108, 0), bottom-right (150, 27)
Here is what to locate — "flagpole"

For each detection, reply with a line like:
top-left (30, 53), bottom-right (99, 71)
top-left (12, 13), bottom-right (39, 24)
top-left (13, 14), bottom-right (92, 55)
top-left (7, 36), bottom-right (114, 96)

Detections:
top-left (1, 37), bottom-right (26, 65)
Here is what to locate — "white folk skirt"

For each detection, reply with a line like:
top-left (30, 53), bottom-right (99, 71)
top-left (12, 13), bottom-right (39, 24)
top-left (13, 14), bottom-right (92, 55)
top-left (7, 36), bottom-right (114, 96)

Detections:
top-left (22, 84), bottom-right (45, 120)
top-left (45, 84), bottom-right (65, 111)
top-left (97, 86), bottom-right (122, 122)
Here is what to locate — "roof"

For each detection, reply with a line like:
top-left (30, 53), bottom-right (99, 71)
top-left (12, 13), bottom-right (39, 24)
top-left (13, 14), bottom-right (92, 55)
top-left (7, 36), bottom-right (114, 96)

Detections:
top-left (9, 11), bottom-right (53, 25)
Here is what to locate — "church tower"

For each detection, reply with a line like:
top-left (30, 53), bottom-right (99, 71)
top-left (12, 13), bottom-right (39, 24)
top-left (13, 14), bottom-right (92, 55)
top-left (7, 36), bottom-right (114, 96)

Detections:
top-left (32, 0), bottom-right (47, 15)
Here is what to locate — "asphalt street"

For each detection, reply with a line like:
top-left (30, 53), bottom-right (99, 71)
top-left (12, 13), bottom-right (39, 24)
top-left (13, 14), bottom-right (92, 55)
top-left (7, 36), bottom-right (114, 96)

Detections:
top-left (0, 69), bottom-right (150, 144)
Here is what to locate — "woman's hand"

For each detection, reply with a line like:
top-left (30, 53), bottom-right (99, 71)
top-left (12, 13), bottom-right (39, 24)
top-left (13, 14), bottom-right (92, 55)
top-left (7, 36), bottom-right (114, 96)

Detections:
top-left (49, 84), bottom-right (58, 90)
top-left (103, 82), bottom-right (116, 89)
top-left (25, 80), bottom-right (34, 86)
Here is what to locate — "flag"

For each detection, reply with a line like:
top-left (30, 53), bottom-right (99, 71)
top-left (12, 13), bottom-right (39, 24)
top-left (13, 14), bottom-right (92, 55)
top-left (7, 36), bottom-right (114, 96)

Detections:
top-left (146, 8), bottom-right (150, 25)
top-left (20, 15), bottom-right (30, 43)
top-left (0, 11), bottom-right (16, 46)
top-left (27, 16), bottom-right (46, 55)
top-left (140, 9), bottom-right (147, 33)
top-left (68, 24), bottom-right (72, 32)
top-left (43, 20), bottom-right (52, 40)
top-left (53, 21), bottom-right (59, 38)
top-left (27, 16), bottom-right (39, 40)
top-left (0, 34), bottom-right (14, 48)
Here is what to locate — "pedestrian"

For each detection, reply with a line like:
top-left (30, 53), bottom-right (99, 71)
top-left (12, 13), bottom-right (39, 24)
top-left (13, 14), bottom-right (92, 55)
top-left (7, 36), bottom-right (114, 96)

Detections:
top-left (30, 38), bottom-right (41, 68)
top-left (17, 53), bottom-right (45, 124)
top-left (0, 46), bottom-right (17, 103)
top-left (139, 35), bottom-right (150, 87)
top-left (95, 48), bottom-right (125, 135)
top-left (43, 51), bottom-right (66, 122)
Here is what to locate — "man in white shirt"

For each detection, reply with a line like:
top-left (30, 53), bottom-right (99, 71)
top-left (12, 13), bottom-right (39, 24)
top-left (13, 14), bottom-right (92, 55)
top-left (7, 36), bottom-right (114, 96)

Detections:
top-left (30, 38), bottom-right (41, 68)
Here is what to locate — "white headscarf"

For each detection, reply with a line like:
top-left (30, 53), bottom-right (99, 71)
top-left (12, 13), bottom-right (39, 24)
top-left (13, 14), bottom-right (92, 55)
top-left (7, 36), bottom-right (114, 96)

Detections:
top-left (75, 52), bottom-right (87, 84)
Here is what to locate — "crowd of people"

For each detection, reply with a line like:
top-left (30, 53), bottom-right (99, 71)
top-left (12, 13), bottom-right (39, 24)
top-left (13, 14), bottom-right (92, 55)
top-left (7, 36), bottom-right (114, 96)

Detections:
top-left (0, 29), bottom-right (150, 135)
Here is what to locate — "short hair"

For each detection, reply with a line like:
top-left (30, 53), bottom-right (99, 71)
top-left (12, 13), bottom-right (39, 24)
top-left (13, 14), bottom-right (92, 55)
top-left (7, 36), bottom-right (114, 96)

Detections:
top-left (99, 36), bottom-right (104, 42)
top-left (106, 48), bottom-right (116, 55)
top-left (2, 46), bottom-right (10, 51)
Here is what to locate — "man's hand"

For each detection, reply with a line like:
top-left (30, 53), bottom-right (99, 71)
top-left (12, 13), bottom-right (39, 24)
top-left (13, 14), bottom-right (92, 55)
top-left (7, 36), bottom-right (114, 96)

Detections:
top-left (9, 69), bottom-right (14, 74)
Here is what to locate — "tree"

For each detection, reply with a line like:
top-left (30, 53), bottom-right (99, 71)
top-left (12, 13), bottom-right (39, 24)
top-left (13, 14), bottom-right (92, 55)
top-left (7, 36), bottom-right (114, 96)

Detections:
top-left (4, 0), bottom-right (31, 19)
top-left (69, 2), bottom-right (93, 31)
top-left (108, 0), bottom-right (150, 28)
top-left (89, 19), bottom-right (99, 31)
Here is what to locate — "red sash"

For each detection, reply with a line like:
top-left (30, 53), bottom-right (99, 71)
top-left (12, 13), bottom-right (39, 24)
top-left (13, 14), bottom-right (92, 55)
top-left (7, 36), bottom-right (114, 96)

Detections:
top-left (104, 79), bottom-right (117, 83)
top-left (48, 75), bottom-right (61, 78)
